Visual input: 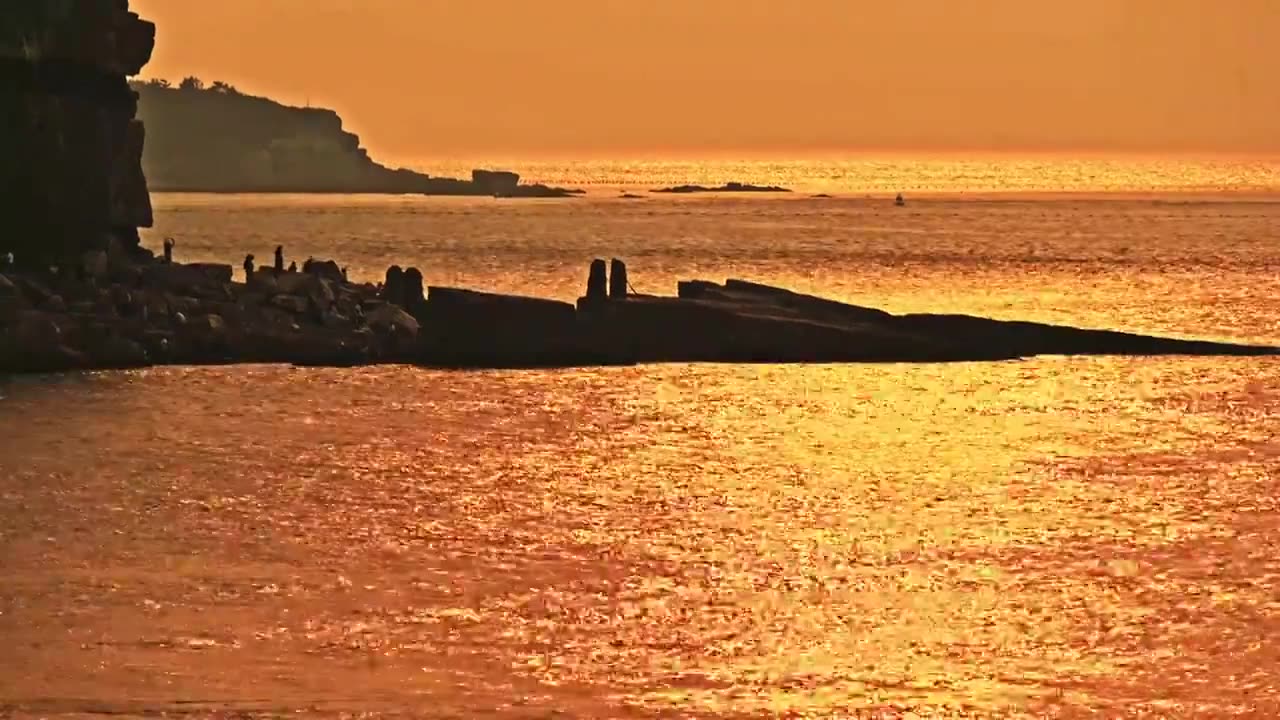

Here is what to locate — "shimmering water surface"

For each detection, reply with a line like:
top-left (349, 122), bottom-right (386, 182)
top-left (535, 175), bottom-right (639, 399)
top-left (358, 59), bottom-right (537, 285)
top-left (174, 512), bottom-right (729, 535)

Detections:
top-left (3, 160), bottom-right (1280, 717)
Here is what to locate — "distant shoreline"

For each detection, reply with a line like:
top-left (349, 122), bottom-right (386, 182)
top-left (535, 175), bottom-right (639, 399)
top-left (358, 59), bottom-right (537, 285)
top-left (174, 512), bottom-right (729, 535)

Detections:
top-left (145, 188), bottom-right (1280, 204)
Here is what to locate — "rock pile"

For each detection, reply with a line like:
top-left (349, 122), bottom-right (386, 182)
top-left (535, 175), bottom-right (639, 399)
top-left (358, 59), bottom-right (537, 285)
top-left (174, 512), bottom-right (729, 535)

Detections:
top-left (0, 256), bottom-right (419, 373)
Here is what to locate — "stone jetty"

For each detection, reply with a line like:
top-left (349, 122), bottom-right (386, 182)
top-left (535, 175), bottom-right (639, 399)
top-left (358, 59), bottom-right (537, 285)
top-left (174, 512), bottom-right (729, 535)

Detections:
top-left (2, 255), bottom-right (1276, 375)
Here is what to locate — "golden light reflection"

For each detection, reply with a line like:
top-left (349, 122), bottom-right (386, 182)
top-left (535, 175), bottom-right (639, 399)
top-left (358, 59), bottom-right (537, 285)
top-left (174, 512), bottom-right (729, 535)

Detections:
top-left (2, 358), bottom-right (1279, 716)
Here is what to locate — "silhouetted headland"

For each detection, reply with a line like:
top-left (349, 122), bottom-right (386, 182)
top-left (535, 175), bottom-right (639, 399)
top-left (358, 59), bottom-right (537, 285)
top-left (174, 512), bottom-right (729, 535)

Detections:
top-left (131, 80), bottom-right (581, 197)
top-left (652, 182), bottom-right (792, 194)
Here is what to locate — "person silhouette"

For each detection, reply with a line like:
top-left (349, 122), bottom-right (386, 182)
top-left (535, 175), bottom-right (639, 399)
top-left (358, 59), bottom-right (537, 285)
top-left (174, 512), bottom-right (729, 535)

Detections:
top-left (288, 261), bottom-right (297, 273)
top-left (895, 193), bottom-right (906, 207)
top-left (274, 245), bottom-right (284, 274)
top-left (243, 254), bottom-right (255, 282)
top-left (162, 237), bottom-right (175, 263)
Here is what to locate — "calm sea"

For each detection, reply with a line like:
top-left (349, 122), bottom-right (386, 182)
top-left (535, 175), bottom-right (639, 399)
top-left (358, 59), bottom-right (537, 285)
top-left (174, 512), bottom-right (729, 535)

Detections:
top-left (3, 159), bottom-right (1280, 718)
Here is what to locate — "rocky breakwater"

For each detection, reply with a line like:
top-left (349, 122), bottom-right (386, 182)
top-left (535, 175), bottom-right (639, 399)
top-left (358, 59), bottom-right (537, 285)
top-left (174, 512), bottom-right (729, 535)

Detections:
top-left (1, 0), bottom-right (156, 265)
top-left (0, 257), bottom-right (423, 373)
top-left (3, 256), bottom-right (1276, 375)
top-left (409, 261), bottom-right (1279, 368)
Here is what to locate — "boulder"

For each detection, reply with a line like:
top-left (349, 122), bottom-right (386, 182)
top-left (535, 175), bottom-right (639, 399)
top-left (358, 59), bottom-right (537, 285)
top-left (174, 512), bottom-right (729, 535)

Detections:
top-left (0, 310), bottom-right (84, 372)
top-left (196, 314), bottom-right (227, 334)
top-left (278, 272), bottom-right (334, 304)
top-left (84, 335), bottom-right (149, 369)
top-left (249, 268), bottom-right (281, 293)
top-left (382, 265), bottom-right (404, 306)
top-left (253, 269), bottom-right (335, 307)
top-left (270, 295), bottom-right (310, 315)
top-left (609, 259), bottom-right (628, 300)
top-left (584, 259), bottom-right (607, 304)
top-left (142, 263), bottom-right (233, 293)
top-left (139, 329), bottom-right (174, 360)
top-left (367, 304), bottom-right (420, 337)
top-left (0, 274), bottom-right (23, 314)
top-left (143, 292), bottom-right (169, 319)
top-left (402, 267), bottom-right (425, 312)
top-left (13, 275), bottom-right (58, 307)
top-left (82, 250), bottom-right (109, 281)
top-left (303, 258), bottom-right (344, 284)
top-left (321, 311), bottom-right (355, 331)
top-left (165, 294), bottom-right (204, 317)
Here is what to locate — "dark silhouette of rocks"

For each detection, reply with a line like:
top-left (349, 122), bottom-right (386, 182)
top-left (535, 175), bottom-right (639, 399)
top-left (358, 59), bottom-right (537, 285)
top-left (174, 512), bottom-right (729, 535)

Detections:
top-left (619, 193), bottom-right (646, 199)
top-left (2, 256), bottom-right (1276, 374)
top-left (382, 266), bottom-right (404, 307)
top-left (304, 259), bottom-right (344, 285)
top-left (652, 182), bottom-right (792, 194)
top-left (1, 0), bottom-right (157, 265)
top-left (584, 259), bottom-right (608, 305)
top-left (129, 82), bottom-right (580, 198)
top-left (401, 267), bottom-right (426, 315)
top-left (609, 259), bottom-right (629, 300)
top-left (2, 7), bottom-right (1275, 375)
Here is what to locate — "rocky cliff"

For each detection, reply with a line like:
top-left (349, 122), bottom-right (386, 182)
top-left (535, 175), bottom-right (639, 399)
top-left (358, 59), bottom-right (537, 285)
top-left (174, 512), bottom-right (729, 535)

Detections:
top-left (132, 82), bottom-right (579, 197)
top-left (1, 0), bottom-right (156, 265)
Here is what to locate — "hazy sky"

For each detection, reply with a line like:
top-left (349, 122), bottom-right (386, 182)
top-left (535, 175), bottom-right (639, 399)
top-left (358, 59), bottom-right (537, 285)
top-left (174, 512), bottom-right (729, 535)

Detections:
top-left (131, 0), bottom-right (1279, 160)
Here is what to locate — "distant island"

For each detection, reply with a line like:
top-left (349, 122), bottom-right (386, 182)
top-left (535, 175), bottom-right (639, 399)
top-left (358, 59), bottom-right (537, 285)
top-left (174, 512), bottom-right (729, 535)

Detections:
top-left (652, 182), bottom-right (792, 194)
top-left (131, 77), bottom-right (580, 197)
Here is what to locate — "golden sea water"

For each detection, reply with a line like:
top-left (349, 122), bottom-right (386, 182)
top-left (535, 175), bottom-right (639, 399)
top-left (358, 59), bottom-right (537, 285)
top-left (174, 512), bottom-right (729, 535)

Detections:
top-left (2, 159), bottom-right (1280, 718)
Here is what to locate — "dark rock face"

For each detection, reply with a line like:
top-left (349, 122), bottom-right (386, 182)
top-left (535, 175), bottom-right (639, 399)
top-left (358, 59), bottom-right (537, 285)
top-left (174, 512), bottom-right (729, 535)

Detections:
top-left (0, 1), bottom-right (156, 264)
top-left (584, 259), bottom-right (608, 304)
top-left (401, 267), bottom-right (426, 315)
top-left (129, 80), bottom-right (582, 198)
top-left (303, 258), bottom-right (343, 285)
top-left (382, 265), bottom-right (404, 306)
top-left (609, 259), bottom-right (628, 300)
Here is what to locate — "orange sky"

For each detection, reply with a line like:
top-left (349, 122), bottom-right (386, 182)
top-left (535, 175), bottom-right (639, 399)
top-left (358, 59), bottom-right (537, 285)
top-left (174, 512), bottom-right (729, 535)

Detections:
top-left (130, 0), bottom-right (1280, 161)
